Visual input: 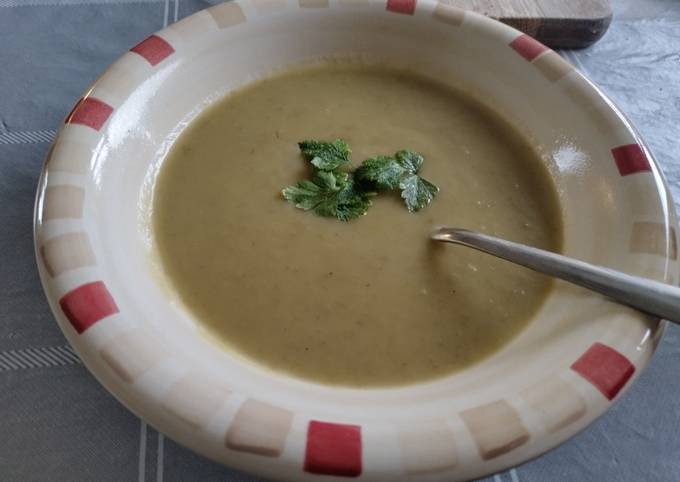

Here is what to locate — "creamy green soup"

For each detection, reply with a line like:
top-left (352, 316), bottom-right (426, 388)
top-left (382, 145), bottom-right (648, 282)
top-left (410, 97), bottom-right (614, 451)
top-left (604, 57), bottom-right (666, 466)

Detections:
top-left (153, 64), bottom-right (561, 387)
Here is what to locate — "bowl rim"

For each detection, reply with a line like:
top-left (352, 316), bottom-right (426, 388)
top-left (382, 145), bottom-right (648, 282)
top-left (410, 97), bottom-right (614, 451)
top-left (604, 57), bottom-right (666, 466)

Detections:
top-left (33, 1), bottom-right (679, 480)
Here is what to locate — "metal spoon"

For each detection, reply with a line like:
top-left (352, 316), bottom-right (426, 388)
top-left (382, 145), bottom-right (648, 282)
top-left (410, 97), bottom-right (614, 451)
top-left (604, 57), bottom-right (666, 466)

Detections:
top-left (431, 227), bottom-right (680, 324)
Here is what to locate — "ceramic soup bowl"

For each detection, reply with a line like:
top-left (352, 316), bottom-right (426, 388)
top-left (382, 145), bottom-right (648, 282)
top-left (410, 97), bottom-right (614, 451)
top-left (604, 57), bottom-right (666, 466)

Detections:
top-left (34, 1), bottom-right (678, 480)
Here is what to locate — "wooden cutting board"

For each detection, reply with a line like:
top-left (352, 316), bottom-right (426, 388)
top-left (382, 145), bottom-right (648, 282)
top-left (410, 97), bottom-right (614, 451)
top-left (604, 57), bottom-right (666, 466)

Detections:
top-left (451, 0), bottom-right (612, 48)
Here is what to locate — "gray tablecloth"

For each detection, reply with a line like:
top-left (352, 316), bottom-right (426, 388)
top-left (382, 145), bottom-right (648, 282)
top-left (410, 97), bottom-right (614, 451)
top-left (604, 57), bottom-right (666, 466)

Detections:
top-left (1, 0), bottom-right (679, 480)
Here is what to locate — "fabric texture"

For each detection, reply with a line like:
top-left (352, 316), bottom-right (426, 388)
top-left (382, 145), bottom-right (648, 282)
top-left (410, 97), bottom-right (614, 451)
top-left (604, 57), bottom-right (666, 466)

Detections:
top-left (1, 0), bottom-right (679, 480)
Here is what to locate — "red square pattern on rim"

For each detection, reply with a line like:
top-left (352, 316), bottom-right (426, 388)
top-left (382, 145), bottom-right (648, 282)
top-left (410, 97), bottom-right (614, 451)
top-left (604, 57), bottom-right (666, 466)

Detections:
top-left (386, 0), bottom-right (416, 15)
top-left (571, 342), bottom-right (635, 400)
top-left (611, 143), bottom-right (651, 176)
top-left (65, 97), bottom-right (113, 131)
top-left (509, 34), bottom-right (549, 62)
top-left (304, 420), bottom-right (362, 477)
top-left (59, 281), bottom-right (119, 334)
top-left (130, 35), bottom-right (175, 66)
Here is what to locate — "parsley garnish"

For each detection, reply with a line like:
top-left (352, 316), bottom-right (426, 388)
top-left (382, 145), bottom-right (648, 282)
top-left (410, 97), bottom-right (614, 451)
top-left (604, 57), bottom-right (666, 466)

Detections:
top-left (356, 149), bottom-right (438, 212)
top-left (282, 139), bottom-right (438, 221)
top-left (354, 156), bottom-right (405, 190)
top-left (298, 139), bottom-right (351, 171)
top-left (282, 171), bottom-right (373, 221)
top-left (399, 174), bottom-right (439, 213)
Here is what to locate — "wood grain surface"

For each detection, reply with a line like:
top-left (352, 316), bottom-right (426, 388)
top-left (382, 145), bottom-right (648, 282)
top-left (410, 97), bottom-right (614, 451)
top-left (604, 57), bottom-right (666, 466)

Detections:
top-left (449, 0), bottom-right (613, 48)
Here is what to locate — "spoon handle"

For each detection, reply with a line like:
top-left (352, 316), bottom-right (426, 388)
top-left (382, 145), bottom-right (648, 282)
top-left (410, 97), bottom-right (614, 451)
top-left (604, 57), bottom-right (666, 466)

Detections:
top-left (432, 227), bottom-right (680, 324)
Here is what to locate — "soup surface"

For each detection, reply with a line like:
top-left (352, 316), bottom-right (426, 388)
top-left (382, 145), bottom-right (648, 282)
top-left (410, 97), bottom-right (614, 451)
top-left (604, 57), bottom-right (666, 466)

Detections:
top-left (153, 64), bottom-right (562, 387)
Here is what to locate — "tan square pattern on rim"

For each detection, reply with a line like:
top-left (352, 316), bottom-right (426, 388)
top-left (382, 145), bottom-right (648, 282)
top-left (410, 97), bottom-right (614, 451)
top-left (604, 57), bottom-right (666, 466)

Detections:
top-left (48, 139), bottom-right (92, 174)
top-left (461, 400), bottom-right (530, 460)
top-left (532, 51), bottom-right (574, 82)
top-left (252, 0), bottom-right (287, 13)
top-left (100, 331), bottom-right (168, 383)
top-left (92, 55), bottom-right (146, 105)
top-left (520, 378), bottom-right (586, 433)
top-left (433, 1), bottom-right (465, 26)
top-left (161, 373), bottom-right (231, 429)
top-left (43, 185), bottom-right (85, 220)
top-left (226, 399), bottom-right (293, 456)
top-left (41, 232), bottom-right (96, 277)
top-left (630, 222), bottom-right (678, 259)
top-left (398, 423), bottom-right (457, 474)
top-left (208, 2), bottom-right (247, 28)
top-left (299, 0), bottom-right (328, 7)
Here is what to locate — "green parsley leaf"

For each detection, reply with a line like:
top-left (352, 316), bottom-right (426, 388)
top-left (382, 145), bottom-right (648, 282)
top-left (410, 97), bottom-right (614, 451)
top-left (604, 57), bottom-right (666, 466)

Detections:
top-left (298, 139), bottom-right (351, 171)
top-left (355, 156), bottom-right (407, 190)
top-left (283, 141), bottom-right (437, 220)
top-left (355, 149), bottom-right (438, 211)
top-left (395, 150), bottom-right (424, 174)
top-left (399, 174), bottom-right (439, 212)
top-left (334, 178), bottom-right (374, 221)
top-left (281, 180), bottom-right (325, 210)
top-left (282, 170), bottom-right (371, 221)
